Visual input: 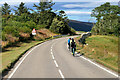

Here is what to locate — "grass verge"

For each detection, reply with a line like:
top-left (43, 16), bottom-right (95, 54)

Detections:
top-left (75, 35), bottom-right (118, 72)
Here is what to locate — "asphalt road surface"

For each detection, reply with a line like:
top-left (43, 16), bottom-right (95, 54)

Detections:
top-left (6, 37), bottom-right (118, 79)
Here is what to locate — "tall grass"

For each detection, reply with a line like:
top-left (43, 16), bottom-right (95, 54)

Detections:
top-left (75, 35), bottom-right (118, 72)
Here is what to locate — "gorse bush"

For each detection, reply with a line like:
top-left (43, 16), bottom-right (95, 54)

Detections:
top-left (6, 20), bottom-right (23, 27)
top-left (2, 31), bottom-right (7, 41)
top-left (3, 26), bottom-right (19, 37)
top-left (36, 24), bottom-right (47, 29)
top-left (25, 21), bottom-right (36, 29)
top-left (18, 27), bottom-right (32, 33)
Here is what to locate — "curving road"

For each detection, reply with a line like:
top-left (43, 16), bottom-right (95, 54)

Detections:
top-left (6, 37), bottom-right (118, 79)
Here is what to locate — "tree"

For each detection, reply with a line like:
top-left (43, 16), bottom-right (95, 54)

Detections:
top-left (33, 0), bottom-right (55, 13)
top-left (2, 2), bottom-right (11, 15)
top-left (50, 17), bottom-right (71, 34)
top-left (91, 2), bottom-right (119, 36)
top-left (32, 0), bottom-right (55, 27)
top-left (14, 2), bottom-right (29, 16)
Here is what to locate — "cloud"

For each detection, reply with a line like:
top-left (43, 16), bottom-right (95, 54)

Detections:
top-left (62, 3), bottom-right (100, 8)
top-left (0, 0), bottom-right (119, 5)
top-left (62, 1), bottom-right (118, 8)
top-left (53, 0), bottom-right (119, 2)
top-left (0, 0), bottom-right (39, 5)
top-left (64, 11), bottom-right (91, 14)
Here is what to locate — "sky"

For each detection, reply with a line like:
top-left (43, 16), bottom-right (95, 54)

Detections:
top-left (0, 0), bottom-right (119, 4)
top-left (0, 0), bottom-right (119, 22)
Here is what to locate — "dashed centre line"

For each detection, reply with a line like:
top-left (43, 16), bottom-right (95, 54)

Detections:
top-left (50, 43), bottom-right (65, 79)
top-left (51, 51), bottom-right (53, 55)
top-left (58, 69), bottom-right (65, 79)
top-left (54, 60), bottom-right (59, 68)
top-left (52, 54), bottom-right (55, 60)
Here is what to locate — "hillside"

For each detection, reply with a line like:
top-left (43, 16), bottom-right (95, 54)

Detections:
top-left (68, 20), bottom-right (93, 32)
top-left (75, 35), bottom-right (118, 72)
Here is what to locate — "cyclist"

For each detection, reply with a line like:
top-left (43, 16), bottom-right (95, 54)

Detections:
top-left (68, 38), bottom-right (71, 50)
top-left (71, 38), bottom-right (76, 56)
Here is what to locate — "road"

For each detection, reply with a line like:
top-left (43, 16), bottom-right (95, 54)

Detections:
top-left (6, 37), bottom-right (118, 79)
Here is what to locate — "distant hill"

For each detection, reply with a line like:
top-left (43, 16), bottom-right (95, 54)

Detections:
top-left (68, 20), bottom-right (94, 32)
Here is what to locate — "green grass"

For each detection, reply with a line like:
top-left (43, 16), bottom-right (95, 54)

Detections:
top-left (1, 41), bottom-right (44, 73)
top-left (75, 35), bottom-right (118, 72)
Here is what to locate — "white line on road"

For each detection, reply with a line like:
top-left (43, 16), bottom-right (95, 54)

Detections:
top-left (80, 56), bottom-right (118, 77)
top-left (58, 69), bottom-right (65, 79)
top-left (51, 51), bottom-right (53, 55)
top-left (7, 44), bottom-right (41, 80)
top-left (51, 48), bottom-right (52, 52)
top-left (51, 41), bottom-right (65, 79)
top-left (52, 54), bottom-right (55, 60)
top-left (54, 60), bottom-right (59, 68)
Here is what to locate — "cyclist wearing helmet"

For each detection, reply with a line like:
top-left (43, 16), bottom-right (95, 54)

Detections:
top-left (68, 38), bottom-right (71, 50)
top-left (71, 38), bottom-right (76, 56)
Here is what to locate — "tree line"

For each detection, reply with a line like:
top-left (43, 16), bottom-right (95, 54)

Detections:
top-left (1, 0), bottom-right (75, 47)
top-left (91, 2), bottom-right (120, 36)
top-left (1, 0), bottom-right (76, 48)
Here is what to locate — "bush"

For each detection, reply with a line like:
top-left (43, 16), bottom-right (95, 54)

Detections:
top-left (70, 28), bottom-right (76, 34)
top-left (6, 20), bottom-right (24, 27)
top-left (36, 24), bottom-right (47, 29)
top-left (2, 31), bottom-right (7, 41)
top-left (18, 27), bottom-right (32, 33)
top-left (3, 26), bottom-right (20, 37)
top-left (25, 21), bottom-right (36, 29)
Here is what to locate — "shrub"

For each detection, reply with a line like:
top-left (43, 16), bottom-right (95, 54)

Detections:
top-left (3, 26), bottom-right (20, 37)
top-left (2, 31), bottom-right (7, 41)
top-left (70, 28), bottom-right (76, 34)
top-left (25, 21), bottom-right (36, 29)
top-left (36, 24), bottom-right (47, 29)
top-left (18, 27), bottom-right (31, 33)
top-left (6, 20), bottom-right (23, 27)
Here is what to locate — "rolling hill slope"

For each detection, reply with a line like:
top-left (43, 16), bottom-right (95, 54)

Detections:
top-left (68, 20), bottom-right (94, 32)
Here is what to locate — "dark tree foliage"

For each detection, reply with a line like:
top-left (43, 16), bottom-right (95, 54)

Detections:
top-left (14, 2), bottom-right (29, 16)
top-left (2, 2), bottom-right (11, 15)
top-left (91, 2), bottom-right (120, 36)
top-left (33, 0), bottom-right (55, 12)
top-left (2, 1), bottom-right (74, 42)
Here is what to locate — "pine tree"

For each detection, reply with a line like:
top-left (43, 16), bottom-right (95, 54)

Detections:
top-left (2, 2), bottom-right (11, 15)
top-left (14, 2), bottom-right (29, 16)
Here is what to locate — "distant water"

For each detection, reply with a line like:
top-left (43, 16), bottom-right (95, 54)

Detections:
top-left (2, 2), bottom-right (118, 22)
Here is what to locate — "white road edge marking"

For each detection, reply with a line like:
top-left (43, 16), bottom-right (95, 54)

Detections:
top-left (80, 56), bottom-right (118, 77)
top-left (54, 60), bottom-right (58, 68)
top-left (7, 44), bottom-right (41, 80)
top-left (58, 69), bottom-right (65, 79)
top-left (52, 54), bottom-right (55, 60)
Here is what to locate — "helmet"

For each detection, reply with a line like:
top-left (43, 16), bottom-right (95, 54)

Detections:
top-left (72, 38), bottom-right (74, 42)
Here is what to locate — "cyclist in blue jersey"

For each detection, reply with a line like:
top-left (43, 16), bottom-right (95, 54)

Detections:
top-left (68, 38), bottom-right (71, 50)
